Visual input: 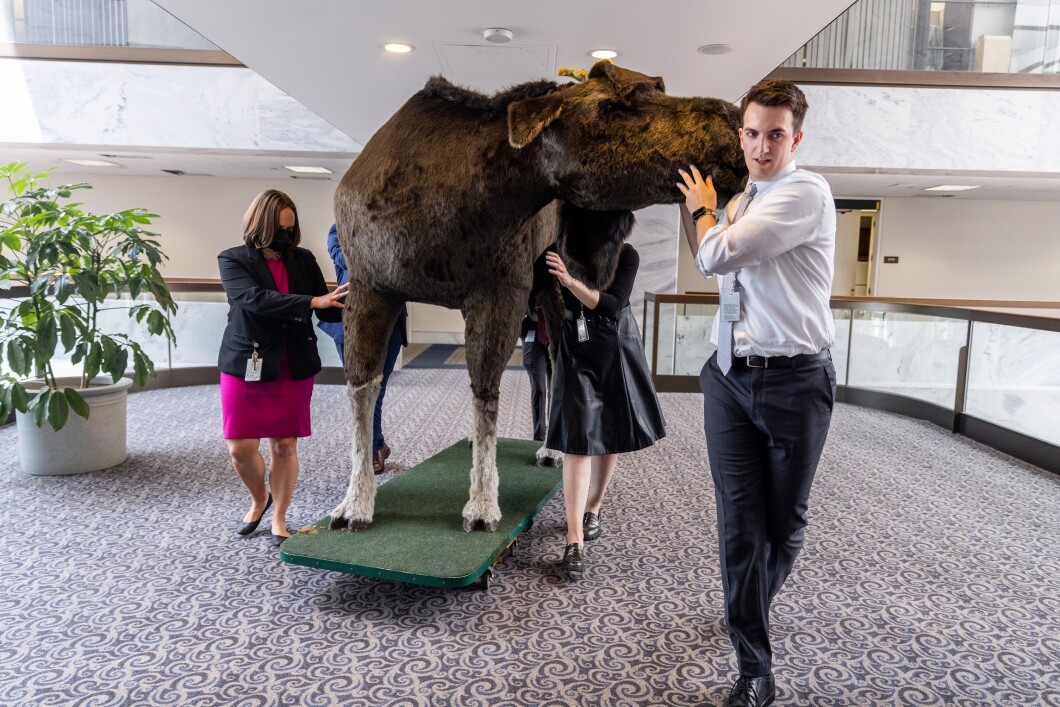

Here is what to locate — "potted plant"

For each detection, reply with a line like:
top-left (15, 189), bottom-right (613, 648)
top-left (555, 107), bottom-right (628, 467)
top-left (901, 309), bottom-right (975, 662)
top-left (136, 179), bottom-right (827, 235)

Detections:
top-left (0, 162), bottom-right (177, 475)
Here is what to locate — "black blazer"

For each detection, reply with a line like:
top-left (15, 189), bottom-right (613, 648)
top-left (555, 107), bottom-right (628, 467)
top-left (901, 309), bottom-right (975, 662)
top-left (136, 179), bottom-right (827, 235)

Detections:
top-left (217, 244), bottom-right (342, 381)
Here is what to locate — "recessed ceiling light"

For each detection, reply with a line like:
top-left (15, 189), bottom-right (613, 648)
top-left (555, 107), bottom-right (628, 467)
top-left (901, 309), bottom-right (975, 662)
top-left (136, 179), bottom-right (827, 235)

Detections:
top-left (63, 158), bottom-right (118, 167)
top-left (698, 44), bottom-right (734, 55)
top-left (483, 28), bottom-right (513, 44)
top-left (924, 185), bottom-right (980, 191)
top-left (383, 42), bottom-right (414, 54)
top-left (284, 166), bottom-right (333, 174)
top-left (590, 49), bottom-right (619, 60)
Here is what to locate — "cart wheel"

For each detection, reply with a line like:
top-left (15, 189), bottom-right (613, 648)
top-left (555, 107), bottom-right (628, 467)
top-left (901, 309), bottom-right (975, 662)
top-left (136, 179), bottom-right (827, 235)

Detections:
top-left (511, 538), bottom-right (518, 555)
top-left (478, 568), bottom-right (493, 590)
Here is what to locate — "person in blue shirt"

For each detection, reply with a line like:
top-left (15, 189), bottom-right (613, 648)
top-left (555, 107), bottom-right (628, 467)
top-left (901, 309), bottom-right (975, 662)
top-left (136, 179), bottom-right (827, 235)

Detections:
top-left (318, 224), bottom-right (407, 474)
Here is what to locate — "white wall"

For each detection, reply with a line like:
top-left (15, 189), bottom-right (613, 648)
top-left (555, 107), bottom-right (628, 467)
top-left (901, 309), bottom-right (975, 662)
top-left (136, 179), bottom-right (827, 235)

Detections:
top-left (874, 197), bottom-right (1060, 300)
top-left (55, 172), bottom-right (340, 279)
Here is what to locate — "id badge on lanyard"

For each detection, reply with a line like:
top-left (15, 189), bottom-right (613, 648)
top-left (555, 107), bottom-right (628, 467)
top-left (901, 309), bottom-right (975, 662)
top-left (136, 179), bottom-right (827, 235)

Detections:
top-left (720, 275), bottom-right (742, 323)
top-left (245, 351), bottom-right (263, 381)
top-left (576, 305), bottom-right (589, 342)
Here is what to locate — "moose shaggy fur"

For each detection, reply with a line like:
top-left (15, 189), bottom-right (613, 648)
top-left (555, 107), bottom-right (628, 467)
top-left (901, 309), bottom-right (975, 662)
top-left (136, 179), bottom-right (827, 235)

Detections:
top-left (329, 61), bottom-right (746, 532)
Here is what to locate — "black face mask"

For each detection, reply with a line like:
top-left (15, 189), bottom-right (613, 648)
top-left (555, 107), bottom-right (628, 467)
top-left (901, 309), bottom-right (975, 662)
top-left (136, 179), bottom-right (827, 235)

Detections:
top-left (271, 228), bottom-right (295, 252)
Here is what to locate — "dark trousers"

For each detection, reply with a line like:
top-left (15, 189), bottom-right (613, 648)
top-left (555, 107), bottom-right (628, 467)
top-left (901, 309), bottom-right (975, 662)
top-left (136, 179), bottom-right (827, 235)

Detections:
top-left (333, 322), bottom-right (404, 452)
top-left (700, 352), bottom-right (836, 676)
top-left (522, 339), bottom-right (552, 442)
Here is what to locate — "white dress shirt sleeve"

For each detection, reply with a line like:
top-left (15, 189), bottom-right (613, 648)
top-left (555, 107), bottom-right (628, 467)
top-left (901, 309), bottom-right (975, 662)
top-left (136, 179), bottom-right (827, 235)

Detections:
top-left (694, 180), bottom-right (827, 277)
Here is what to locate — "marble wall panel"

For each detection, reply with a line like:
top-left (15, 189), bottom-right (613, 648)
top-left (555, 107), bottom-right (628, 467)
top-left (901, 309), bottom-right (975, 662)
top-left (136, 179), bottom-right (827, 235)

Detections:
top-left (800, 84), bottom-right (1060, 174)
top-left (0, 58), bottom-right (359, 152)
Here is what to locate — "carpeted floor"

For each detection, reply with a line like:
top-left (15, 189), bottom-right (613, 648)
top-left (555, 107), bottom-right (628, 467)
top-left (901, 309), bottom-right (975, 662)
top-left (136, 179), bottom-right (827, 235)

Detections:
top-left (402, 343), bottom-right (524, 370)
top-left (0, 368), bottom-right (1058, 706)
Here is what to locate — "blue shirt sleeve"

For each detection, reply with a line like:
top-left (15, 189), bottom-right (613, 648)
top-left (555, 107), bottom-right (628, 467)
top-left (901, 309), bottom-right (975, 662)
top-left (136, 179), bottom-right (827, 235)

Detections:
top-left (327, 224), bottom-right (348, 286)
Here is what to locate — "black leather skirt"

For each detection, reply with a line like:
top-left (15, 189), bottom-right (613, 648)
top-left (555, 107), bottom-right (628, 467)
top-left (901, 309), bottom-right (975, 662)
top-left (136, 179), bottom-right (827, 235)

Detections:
top-left (546, 306), bottom-right (666, 456)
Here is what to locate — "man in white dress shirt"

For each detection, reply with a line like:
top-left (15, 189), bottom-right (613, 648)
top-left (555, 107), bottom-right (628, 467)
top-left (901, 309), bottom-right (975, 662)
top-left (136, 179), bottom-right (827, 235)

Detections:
top-left (677, 79), bottom-right (837, 707)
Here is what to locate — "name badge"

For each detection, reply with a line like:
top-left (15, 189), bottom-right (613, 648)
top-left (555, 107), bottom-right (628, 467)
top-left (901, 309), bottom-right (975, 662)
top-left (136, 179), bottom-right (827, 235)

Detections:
top-left (525, 329), bottom-right (536, 344)
top-left (720, 289), bottom-right (742, 323)
top-left (245, 352), bottom-right (263, 382)
top-left (576, 315), bottom-right (589, 343)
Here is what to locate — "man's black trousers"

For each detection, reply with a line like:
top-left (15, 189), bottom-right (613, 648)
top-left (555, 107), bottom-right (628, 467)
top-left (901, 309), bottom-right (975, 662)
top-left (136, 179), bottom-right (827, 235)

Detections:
top-left (522, 339), bottom-right (552, 441)
top-left (700, 352), bottom-right (836, 677)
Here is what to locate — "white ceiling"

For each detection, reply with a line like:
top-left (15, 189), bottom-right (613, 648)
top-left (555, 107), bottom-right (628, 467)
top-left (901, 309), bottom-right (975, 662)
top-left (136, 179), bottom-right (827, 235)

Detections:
top-left (6, 1), bottom-right (1058, 200)
top-left (152, 0), bottom-right (856, 143)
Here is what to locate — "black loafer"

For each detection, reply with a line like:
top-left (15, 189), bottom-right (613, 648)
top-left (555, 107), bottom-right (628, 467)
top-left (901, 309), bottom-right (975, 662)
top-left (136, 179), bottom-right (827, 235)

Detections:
top-left (562, 543), bottom-right (584, 577)
top-left (270, 532), bottom-right (291, 547)
top-left (724, 673), bottom-right (775, 707)
top-left (583, 511), bottom-right (601, 541)
top-left (236, 494), bottom-right (272, 536)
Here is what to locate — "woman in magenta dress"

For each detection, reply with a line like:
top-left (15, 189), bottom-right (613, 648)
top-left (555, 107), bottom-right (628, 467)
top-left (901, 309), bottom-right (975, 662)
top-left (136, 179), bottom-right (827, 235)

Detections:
top-left (217, 190), bottom-right (347, 546)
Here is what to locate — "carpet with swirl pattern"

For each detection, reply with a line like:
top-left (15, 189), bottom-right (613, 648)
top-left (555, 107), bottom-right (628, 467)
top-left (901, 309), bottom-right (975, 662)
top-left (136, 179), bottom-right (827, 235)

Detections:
top-left (0, 368), bottom-right (1057, 706)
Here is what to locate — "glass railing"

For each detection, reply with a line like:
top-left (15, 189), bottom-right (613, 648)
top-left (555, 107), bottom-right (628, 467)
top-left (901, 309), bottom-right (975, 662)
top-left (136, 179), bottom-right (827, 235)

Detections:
top-left (644, 293), bottom-right (1060, 473)
top-left (782, 0), bottom-right (1060, 74)
top-left (1, 0), bottom-right (219, 50)
top-left (0, 283), bottom-right (343, 385)
top-left (4, 284), bottom-right (1057, 473)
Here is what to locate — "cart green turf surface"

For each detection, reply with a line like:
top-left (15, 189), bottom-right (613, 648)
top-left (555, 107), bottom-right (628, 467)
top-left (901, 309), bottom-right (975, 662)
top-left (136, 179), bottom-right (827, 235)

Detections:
top-left (280, 438), bottom-right (562, 587)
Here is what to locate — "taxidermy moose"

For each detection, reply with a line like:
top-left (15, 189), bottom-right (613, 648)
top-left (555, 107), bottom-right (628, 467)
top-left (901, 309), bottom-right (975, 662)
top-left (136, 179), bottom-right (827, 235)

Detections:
top-left (329, 60), bottom-right (746, 532)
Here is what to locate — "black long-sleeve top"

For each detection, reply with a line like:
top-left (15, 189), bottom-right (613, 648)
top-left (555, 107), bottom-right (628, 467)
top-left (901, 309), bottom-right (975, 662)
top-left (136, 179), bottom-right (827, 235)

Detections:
top-left (531, 243), bottom-right (640, 316)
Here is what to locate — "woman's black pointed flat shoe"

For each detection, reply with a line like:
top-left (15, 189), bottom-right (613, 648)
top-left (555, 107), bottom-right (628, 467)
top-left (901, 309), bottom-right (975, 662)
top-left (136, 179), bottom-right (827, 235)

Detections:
top-left (270, 532), bottom-right (291, 547)
top-left (235, 493), bottom-right (272, 536)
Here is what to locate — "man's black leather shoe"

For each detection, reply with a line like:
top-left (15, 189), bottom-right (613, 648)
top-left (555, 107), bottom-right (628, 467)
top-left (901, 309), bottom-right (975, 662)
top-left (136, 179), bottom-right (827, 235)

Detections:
top-left (724, 673), bottom-right (775, 706)
top-left (583, 511), bottom-right (601, 541)
top-left (563, 543), bottom-right (584, 577)
top-left (236, 494), bottom-right (272, 536)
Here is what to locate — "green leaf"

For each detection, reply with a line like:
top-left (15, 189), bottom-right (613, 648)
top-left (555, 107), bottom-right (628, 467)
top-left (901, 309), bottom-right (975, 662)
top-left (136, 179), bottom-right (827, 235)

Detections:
top-left (32, 390), bottom-right (48, 428)
top-left (146, 309), bottom-right (165, 336)
top-left (132, 349), bottom-right (149, 387)
top-left (11, 382), bottom-right (30, 413)
top-left (71, 272), bottom-right (100, 301)
top-left (47, 388), bottom-right (69, 430)
top-left (38, 314), bottom-right (58, 355)
top-left (85, 342), bottom-right (103, 380)
top-left (63, 387), bottom-right (90, 420)
top-left (0, 384), bottom-right (11, 420)
top-left (70, 342), bottom-right (86, 365)
top-left (6, 338), bottom-right (29, 376)
top-left (59, 313), bottom-right (76, 350)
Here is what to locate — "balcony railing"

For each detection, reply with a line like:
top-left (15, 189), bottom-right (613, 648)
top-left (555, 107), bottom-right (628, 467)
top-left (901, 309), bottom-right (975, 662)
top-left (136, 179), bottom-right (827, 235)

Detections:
top-left (644, 293), bottom-right (1060, 475)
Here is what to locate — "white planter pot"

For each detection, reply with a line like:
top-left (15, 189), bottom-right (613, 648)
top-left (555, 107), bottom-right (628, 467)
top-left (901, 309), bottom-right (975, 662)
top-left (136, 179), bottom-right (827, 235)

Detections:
top-left (16, 376), bottom-right (134, 476)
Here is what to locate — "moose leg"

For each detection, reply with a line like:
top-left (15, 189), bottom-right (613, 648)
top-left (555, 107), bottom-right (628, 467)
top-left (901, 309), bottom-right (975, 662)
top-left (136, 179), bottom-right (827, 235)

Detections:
top-left (329, 284), bottom-right (401, 531)
top-left (461, 292), bottom-right (526, 532)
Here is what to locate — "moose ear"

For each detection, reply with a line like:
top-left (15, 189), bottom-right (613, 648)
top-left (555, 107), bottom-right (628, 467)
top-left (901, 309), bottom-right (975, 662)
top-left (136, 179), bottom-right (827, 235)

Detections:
top-left (588, 60), bottom-right (665, 101)
top-left (508, 94), bottom-right (565, 149)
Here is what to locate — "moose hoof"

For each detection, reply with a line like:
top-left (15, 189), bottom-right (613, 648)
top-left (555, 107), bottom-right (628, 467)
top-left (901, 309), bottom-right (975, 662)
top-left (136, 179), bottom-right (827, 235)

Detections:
top-left (329, 516), bottom-right (372, 531)
top-left (462, 517), bottom-right (500, 533)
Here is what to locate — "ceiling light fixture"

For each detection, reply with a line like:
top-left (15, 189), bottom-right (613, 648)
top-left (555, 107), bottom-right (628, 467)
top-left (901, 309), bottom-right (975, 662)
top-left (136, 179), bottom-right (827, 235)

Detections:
top-left (63, 158), bottom-right (118, 167)
top-left (590, 49), bottom-right (619, 60)
top-left (284, 166), bottom-right (333, 174)
top-left (483, 28), bottom-right (514, 44)
top-left (698, 44), bottom-right (734, 55)
top-left (383, 42), bottom-right (414, 53)
top-left (924, 185), bottom-right (980, 192)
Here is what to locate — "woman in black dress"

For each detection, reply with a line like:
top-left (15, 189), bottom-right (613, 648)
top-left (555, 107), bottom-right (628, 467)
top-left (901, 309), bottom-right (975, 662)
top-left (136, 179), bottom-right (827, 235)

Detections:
top-left (540, 244), bottom-right (666, 578)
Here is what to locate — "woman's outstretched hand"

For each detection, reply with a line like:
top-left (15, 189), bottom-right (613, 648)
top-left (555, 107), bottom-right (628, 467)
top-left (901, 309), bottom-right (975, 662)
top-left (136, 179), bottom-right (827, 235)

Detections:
top-left (311, 282), bottom-right (349, 310)
top-left (545, 251), bottom-right (577, 289)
